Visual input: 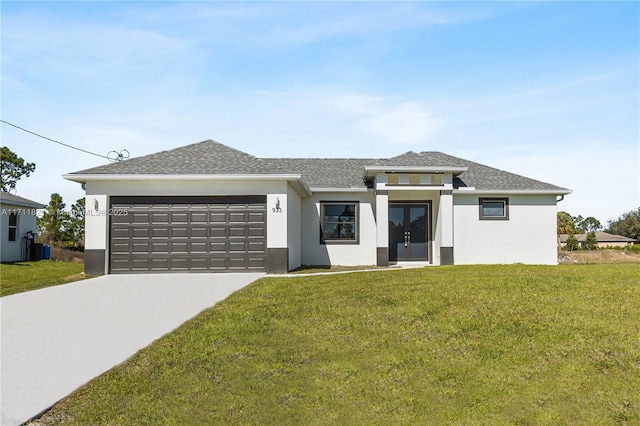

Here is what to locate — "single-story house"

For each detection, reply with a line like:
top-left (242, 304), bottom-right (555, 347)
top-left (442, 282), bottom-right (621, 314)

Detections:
top-left (0, 191), bottom-right (46, 262)
top-left (559, 232), bottom-right (637, 248)
top-left (64, 140), bottom-right (571, 275)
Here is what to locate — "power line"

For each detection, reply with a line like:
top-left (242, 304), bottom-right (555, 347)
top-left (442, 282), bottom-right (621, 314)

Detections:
top-left (0, 119), bottom-right (129, 162)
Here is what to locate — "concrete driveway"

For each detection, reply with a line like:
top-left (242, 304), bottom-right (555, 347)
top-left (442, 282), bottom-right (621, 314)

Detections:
top-left (0, 272), bottom-right (262, 426)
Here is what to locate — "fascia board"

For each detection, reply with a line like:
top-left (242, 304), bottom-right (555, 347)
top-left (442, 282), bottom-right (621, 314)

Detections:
top-left (364, 166), bottom-right (468, 176)
top-left (309, 187), bottom-right (372, 193)
top-left (453, 189), bottom-right (573, 195)
top-left (62, 174), bottom-right (313, 197)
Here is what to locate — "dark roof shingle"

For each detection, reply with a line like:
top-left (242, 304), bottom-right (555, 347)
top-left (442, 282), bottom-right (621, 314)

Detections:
top-left (69, 140), bottom-right (569, 193)
top-left (0, 191), bottom-right (46, 208)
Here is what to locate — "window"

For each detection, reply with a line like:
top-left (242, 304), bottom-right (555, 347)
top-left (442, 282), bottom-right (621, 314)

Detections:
top-left (320, 202), bottom-right (358, 243)
top-left (479, 198), bottom-right (509, 220)
top-left (8, 212), bottom-right (18, 241)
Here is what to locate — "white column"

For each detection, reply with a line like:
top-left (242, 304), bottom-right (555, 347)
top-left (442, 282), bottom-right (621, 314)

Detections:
top-left (266, 193), bottom-right (287, 248)
top-left (84, 195), bottom-right (108, 251)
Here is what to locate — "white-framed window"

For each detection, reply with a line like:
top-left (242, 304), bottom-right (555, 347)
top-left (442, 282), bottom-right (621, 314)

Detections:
top-left (479, 198), bottom-right (509, 220)
top-left (8, 212), bottom-right (18, 241)
top-left (320, 202), bottom-right (359, 244)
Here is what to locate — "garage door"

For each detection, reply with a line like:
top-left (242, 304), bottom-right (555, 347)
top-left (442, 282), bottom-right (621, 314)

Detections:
top-left (109, 196), bottom-right (266, 273)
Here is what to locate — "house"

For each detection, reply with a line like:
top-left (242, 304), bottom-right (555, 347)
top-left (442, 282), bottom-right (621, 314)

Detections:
top-left (64, 140), bottom-right (571, 275)
top-left (559, 232), bottom-right (637, 249)
top-left (0, 192), bottom-right (46, 262)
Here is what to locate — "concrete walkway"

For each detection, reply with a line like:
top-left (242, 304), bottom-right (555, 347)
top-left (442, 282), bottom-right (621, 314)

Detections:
top-left (0, 273), bottom-right (262, 426)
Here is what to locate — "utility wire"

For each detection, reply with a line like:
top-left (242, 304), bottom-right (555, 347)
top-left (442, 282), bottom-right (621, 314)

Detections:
top-left (0, 119), bottom-right (129, 161)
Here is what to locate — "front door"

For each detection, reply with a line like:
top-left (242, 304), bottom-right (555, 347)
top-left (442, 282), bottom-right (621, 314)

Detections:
top-left (389, 204), bottom-right (429, 261)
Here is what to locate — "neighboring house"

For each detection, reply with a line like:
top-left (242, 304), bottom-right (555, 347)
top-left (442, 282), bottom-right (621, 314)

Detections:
top-left (0, 192), bottom-right (46, 262)
top-left (64, 140), bottom-right (571, 275)
top-left (559, 232), bottom-right (637, 248)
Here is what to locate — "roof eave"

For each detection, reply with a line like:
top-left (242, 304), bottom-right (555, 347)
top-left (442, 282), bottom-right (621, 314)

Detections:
top-left (309, 187), bottom-right (371, 193)
top-left (63, 173), bottom-right (313, 197)
top-left (364, 166), bottom-right (468, 179)
top-left (453, 189), bottom-right (573, 195)
top-left (0, 199), bottom-right (46, 209)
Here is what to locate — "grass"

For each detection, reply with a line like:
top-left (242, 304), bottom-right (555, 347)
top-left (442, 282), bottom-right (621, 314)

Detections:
top-left (33, 264), bottom-right (640, 425)
top-left (0, 260), bottom-right (88, 297)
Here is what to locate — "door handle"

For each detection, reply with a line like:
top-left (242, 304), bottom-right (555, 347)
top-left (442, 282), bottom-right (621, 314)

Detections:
top-left (404, 231), bottom-right (410, 247)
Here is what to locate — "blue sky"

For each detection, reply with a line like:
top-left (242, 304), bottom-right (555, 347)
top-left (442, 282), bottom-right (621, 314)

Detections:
top-left (2, 1), bottom-right (638, 224)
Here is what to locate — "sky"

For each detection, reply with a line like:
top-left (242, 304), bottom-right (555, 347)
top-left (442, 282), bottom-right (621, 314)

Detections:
top-left (1, 1), bottom-right (638, 225)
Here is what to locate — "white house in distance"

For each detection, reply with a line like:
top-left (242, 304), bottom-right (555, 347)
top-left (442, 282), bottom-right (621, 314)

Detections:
top-left (64, 140), bottom-right (571, 275)
top-left (0, 191), bottom-right (46, 263)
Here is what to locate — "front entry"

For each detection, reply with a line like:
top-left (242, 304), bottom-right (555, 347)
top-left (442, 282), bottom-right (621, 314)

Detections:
top-left (389, 204), bottom-right (429, 262)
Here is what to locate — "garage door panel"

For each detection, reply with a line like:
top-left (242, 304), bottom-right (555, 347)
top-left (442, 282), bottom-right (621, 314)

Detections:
top-left (132, 213), bottom-right (150, 224)
top-left (171, 242), bottom-right (188, 253)
top-left (109, 196), bottom-right (266, 273)
top-left (209, 242), bottom-right (227, 253)
top-left (248, 212), bottom-right (265, 222)
top-left (151, 242), bottom-right (169, 252)
top-left (229, 227), bottom-right (247, 237)
top-left (190, 212), bottom-right (208, 223)
top-left (229, 212), bottom-right (247, 223)
top-left (132, 242), bottom-right (150, 253)
top-left (170, 258), bottom-right (189, 270)
top-left (210, 212), bottom-right (227, 223)
top-left (112, 228), bottom-right (130, 238)
top-left (151, 227), bottom-right (169, 238)
top-left (190, 241), bottom-right (208, 253)
top-left (171, 228), bottom-right (188, 238)
top-left (112, 241), bottom-right (131, 253)
top-left (209, 227), bottom-right (226, 238)
top-left (248, 227), bottom-right (265, 237)
top-left (248, 241), bottom-right (265, 252)
top-left (151, 213), bottom-right (169, 223)
top-left (171, 212), bottom-right (188, 223)
top-left (191, 227), bottom-right (208, 238)
top-left (228, 241), bottom-right (247, 252)
top-left (111, 214), bottom-right (130, 225)
top-left (131, 228), bottom-right (149, 238)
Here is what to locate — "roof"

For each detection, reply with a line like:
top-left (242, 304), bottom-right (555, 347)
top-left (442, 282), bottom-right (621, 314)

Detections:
top-left (0, 191), bottom-right (46, 209)
top-left (559, 232), bottom-right (637, 243)
top-left (66, 139), bottom-right (570, 193)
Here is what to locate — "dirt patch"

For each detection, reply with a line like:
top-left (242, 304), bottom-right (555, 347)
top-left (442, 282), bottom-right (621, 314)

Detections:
top-left (559, 250), bottom-right (640, 264)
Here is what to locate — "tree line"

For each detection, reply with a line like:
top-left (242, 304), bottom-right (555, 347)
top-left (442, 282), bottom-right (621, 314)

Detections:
top-left (558, 209), bottom-right (640, 251)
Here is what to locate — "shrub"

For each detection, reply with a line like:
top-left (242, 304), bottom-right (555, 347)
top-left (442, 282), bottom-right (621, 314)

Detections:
top-left (564, 234), bottom-right (579, 251)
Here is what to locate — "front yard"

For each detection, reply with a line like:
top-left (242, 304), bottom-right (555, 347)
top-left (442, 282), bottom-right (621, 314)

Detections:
top-left (0, 260), bottom-right (87, 297)
top-left (33, 264), bottom-right (639, 425)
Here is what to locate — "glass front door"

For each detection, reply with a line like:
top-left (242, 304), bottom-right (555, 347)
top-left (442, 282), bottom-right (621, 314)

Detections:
top-left (389, 204), bottom-right (428, 261)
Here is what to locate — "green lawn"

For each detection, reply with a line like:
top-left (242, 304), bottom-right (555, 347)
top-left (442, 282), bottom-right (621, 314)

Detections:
top-left (0, 260), bottom-right (87, 297)
top-left (36, 264), bottom-right (639, 425)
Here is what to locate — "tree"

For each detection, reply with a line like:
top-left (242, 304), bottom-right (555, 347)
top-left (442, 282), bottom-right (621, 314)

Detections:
top-left (1, 146), bottom-right (36, 191)
top-left (584, 232), bottom-right (599, 250)
top-left (575, 216), bottom-right (602, 233)
top-left (557, 212), bottom-right (575, 234)
top-left (606, 208), bottom-right (640, 241)
top-left (38, 193), bottom-right (70, 246)
top-left (564, 234), bottom-right (579, 251)
top-left (66, 197), bottom-right (85, 247)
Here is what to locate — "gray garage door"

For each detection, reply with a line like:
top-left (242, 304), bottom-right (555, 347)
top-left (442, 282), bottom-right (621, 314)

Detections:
top-left (109, 196), bottom-right (266, 273)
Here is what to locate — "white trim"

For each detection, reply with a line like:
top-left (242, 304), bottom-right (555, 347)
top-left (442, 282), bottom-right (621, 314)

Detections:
top-left (63, 173), bottom-right (312, 197)
top-left (64, 173), bottom-right (302, 182)
top-left (453, 189), bottom-right (572, 195)
top-left (364, 166), bottom-right (468, 177)
top-left (309, 187), bottom-right (372, 193)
